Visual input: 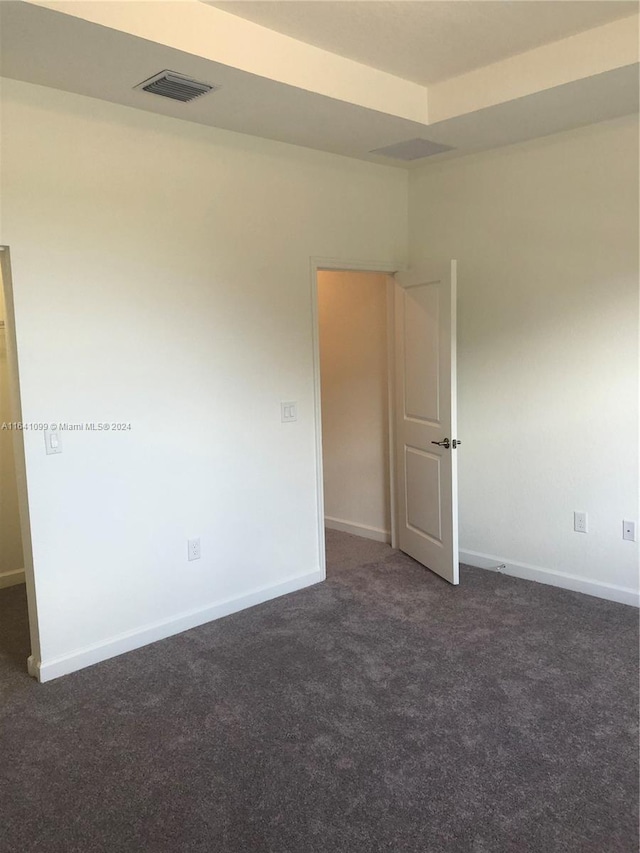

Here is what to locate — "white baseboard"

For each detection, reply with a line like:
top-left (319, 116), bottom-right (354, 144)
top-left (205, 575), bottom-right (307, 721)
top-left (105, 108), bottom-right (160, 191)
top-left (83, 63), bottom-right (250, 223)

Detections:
top-left (30, 568), bottom-right (324, 683)
top-left (460, 548), bottom-right (639, 608)
top-left (325, 516), bottom-right (391, 544)
top-left (0, 568), bottom-right (25, 589)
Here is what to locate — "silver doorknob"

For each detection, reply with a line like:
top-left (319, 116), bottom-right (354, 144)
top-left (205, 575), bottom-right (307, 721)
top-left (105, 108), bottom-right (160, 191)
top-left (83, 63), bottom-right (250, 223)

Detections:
top-left (431, 438), bottom-right (450, 449)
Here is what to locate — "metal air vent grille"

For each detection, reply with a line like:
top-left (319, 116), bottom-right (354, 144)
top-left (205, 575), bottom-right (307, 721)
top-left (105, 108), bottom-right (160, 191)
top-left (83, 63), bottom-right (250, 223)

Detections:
top-left (134, 71), bottom-right (218, 103)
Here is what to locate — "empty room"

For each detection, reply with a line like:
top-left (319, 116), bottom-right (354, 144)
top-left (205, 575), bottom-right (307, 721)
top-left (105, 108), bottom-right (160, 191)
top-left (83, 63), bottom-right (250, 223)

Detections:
top-left (0, 2), bottom-right (638, 851)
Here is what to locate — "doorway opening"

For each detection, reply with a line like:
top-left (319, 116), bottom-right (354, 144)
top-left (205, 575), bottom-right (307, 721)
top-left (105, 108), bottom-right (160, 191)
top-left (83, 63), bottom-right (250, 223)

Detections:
top-left (313, 258), bottom-right (460, 586)
top-left (0, 247), bottom-right (40, 678)
top-left (317, 269), bottom-right (395, 576)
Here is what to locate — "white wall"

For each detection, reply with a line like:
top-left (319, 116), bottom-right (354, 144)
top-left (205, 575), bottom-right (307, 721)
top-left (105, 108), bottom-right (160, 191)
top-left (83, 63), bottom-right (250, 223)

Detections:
top-left (0, 272), bottom-right (25, 585)
top-left (318, 271), bottom-right (390, 541)
top-left (409, 116), bottom-right (639, 603)
top-left (2, 76), bottom-right (636, 683)
top-left (0, 79), bottom-right (407, 679)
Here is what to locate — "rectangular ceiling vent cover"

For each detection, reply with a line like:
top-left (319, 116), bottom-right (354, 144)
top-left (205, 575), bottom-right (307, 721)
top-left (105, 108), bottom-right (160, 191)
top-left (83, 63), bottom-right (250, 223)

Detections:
top-left (371, 138), bottom-right (454, 161)
top-left (134, 71), bottom-right (219, 103)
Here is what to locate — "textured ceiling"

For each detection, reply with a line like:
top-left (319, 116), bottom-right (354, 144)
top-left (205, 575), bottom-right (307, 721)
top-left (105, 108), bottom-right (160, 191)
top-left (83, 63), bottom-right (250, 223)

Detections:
top-left (207, 0), bottom-right (638, 84)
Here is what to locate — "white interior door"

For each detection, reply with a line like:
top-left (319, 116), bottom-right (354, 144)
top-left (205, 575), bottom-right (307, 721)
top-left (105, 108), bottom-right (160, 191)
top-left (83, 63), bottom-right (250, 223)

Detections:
top-left (394, 261), bottom-right (459, 584)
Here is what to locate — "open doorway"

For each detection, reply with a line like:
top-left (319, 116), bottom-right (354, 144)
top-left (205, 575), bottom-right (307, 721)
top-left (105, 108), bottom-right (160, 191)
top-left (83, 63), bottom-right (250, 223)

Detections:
top-left (0, 248), bottom-right (40, 678)
top-left (313, 259), bottom-right (460, 585)
top-left (316, 268), bottom-right (396, 577)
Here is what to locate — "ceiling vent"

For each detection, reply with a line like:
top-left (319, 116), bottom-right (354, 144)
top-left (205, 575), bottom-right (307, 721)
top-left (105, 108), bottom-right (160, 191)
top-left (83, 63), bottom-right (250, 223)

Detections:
top-left (134, 71), bottom-right (218, 103)
top-left (370, 138), bottom-right (454, 161)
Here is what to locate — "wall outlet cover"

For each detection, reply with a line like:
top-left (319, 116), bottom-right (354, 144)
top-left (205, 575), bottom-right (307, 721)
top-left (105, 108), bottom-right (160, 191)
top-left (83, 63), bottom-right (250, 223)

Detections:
top-left (573, 511), bottom-right (588, 533)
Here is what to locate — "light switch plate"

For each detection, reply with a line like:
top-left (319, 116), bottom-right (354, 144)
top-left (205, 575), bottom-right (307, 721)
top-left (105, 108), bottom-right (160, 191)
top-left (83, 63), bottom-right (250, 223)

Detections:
top-left (45, 430), bottom-right (62, 455)
top-left (281, 401), bottom-right (297, 422)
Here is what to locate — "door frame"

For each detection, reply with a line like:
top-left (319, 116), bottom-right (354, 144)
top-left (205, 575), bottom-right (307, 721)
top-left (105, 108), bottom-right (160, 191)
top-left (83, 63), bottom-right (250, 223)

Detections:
top-left (310, 256), bottom-right (405, 578)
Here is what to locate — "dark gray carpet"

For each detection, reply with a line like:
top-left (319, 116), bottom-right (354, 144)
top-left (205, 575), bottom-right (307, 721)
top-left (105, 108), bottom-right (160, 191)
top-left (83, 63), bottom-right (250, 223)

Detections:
top-left (0, 529), bottom-right (638, 853)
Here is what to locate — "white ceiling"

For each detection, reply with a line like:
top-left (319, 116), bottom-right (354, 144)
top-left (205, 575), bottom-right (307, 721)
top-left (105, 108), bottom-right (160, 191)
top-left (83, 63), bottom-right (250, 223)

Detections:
top-left (1, 1), bottom-right (638, 168)
top-left (208, 0), bottom-right (638, 84)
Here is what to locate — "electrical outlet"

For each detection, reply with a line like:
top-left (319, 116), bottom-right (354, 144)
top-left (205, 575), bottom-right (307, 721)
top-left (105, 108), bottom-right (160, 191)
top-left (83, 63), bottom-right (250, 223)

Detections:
top-left (574, 511), bottom-right (588, 533)
top-left (187, 538), bottom-right (201, 561)
top-left (623, 521), bottom-right (637, 542)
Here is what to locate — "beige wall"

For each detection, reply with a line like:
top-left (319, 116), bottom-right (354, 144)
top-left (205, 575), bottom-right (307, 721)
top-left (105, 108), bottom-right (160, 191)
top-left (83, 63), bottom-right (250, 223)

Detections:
top-left (0, 78), bottom-right (407, 679)
top-left (0, 271), bottom-right (24, 583)
top-left (409, 115), bottom-right (639, 599)
top-left (318, 271), bottom-right (391, 541)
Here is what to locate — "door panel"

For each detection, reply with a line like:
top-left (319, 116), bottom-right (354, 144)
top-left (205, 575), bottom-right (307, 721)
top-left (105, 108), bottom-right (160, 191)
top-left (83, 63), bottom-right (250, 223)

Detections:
top-left (405, 447), bottom-right (442, 541)
top-left (394, 261), bottom-right (459, 585)
top-left (404, 285), bottom-right (440, 423)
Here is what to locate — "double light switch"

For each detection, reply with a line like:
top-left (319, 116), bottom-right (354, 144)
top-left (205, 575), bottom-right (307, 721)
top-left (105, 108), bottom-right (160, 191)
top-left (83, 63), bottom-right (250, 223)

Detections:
top-left (281, 402), bottom-right (297, 422)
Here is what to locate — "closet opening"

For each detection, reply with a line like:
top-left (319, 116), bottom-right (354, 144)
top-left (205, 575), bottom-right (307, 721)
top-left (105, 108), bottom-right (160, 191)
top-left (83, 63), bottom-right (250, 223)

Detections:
top-left (0, 247), bottom-right (40, 678)
top-left (315, 268), bottom-right (396, 576)
top-left (313, 259), bottom-right (459, 585)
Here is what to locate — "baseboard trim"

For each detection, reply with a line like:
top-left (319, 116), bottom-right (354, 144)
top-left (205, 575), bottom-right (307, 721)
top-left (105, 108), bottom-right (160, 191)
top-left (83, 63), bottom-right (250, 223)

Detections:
top-left (460, 548), bottom-right (639, 607)
top-left (0, 568), bottom-right (25, 589)
top-left (325, 516), bottom-right (391, 544)
top-left (32, 568), bottom-right (324, 683)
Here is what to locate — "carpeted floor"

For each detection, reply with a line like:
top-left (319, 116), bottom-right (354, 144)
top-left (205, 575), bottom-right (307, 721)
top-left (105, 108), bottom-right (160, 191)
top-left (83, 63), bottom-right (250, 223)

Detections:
top-left (0, 529), bottom-right (638, 853)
